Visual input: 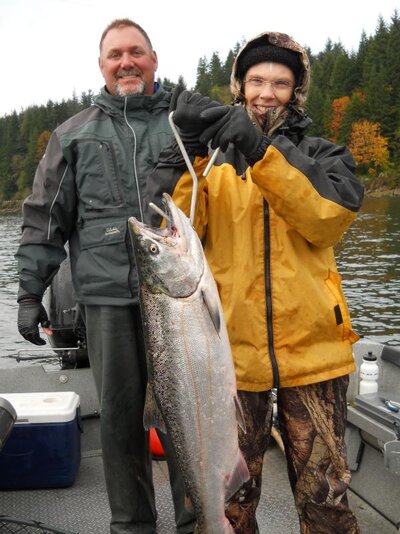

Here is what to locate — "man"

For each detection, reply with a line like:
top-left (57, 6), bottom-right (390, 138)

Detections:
top-left (147, 32), bottom-right (364, 533)
top-left (16, 18), bottom-right (195, 534)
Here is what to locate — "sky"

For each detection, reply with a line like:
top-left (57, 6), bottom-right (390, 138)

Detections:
top-left (0, 0), bottom-right (399, 117)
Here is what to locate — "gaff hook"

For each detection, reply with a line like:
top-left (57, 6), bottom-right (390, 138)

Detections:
top-left (168, 112), bottom-right (219, 225)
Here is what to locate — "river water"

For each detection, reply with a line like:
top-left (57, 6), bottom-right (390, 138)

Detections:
top-left (1, 196), bottom-right (399, 368)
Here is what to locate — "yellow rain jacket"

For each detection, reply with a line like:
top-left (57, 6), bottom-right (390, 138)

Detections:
top-left (146, 32), bottom-right (364, 391)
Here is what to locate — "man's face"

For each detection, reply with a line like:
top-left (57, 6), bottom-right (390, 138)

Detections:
top-left (99, 26), bottom-right (158, 97)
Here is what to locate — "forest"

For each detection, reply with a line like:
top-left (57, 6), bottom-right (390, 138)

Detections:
top-left (0, 11), bottom-right (399, 201)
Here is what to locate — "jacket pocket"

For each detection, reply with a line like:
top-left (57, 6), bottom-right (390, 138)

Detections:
top-left (75, 139), bottom-right (123, 209)
top-left (75, 219), bottom-right (130, 299)
top-left (325, 270), bottom-right (359, 343)
top-left (79, 219), bottom-right (126, 250)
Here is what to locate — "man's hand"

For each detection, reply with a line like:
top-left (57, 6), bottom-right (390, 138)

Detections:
top-left (200, 106), bottom-right (265, 161)
top-left (170, 90), bottom-right (221, 154)
top-left (17, 297), bottom-right (52, 346)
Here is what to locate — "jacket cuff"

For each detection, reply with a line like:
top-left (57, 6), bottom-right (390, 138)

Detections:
top-left (17, 294), bottom-right (41, 303)
top-left (170, 139), bottom-right (208, 159)
top-left (246, 135), bottom-right (272, 167)
top-left (17, 285), bottom-right (43, 303)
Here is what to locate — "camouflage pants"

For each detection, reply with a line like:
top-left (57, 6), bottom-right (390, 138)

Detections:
top-left (225, 376), bottom-right (361, 534)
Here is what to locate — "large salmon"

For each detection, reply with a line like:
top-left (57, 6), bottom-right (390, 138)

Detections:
top-left (128, 194), bottom-right (249, 533)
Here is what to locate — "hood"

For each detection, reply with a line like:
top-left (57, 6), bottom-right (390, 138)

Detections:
top-left (231, 31), bottom-right (311, 114)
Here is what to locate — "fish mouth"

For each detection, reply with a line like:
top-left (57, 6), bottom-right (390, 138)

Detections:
top-left (130, 194), bottom-right (181, 243)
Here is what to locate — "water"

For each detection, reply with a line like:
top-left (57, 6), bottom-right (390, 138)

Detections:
top-left (1, 196), bottom-right (400, 368)
top-left (0, 215), bottom-right (44, 367)
top-left (335, 196), bottom-right (400, 346)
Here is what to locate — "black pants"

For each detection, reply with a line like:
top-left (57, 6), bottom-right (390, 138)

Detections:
top-left (226, 376), bottom-right (360, 534)
top-left (82, 305), bottom-right (196, 534)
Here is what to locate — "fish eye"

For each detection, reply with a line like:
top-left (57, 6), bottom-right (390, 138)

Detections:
top-left (148, 243), bottom-right (159, 254)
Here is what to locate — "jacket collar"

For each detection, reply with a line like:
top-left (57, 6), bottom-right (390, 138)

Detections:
top-left (93, 83), bottom-right (171, 116)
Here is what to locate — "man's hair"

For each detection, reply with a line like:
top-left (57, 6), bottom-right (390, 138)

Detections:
top-left (99, 18), bottom-right (153, 53)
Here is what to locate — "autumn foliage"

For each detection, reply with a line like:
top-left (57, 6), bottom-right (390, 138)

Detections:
top-left (330, 97), bottom-right (350, 142)
top-left (349, 121), bottom-right (389, 173)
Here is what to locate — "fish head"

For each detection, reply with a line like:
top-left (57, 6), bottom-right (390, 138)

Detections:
top-left (129, 194), bottom-right (204, 297)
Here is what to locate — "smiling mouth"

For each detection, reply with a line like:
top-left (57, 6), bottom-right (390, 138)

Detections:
top-left (253, 105), bottom-right (276, 115)
top-left (117, 75), bottom-right (140, 82)
top-left (115, 68), bottom-right (143, 81)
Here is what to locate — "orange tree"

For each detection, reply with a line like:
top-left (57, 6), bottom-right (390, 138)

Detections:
top-left (349, 120), bottom-right (389, 174)
top-left (330, 96), bottom-right (350, 142)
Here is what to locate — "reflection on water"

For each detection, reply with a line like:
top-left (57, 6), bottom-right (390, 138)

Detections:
top-left (335, 197), bottom-right (400, 346)
top-left (0, 215), bottom-right (39, 367)
top-left (0, 196), bottom-right (399, 368)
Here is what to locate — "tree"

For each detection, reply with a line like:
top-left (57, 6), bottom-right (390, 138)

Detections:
top-left (329, 46), bottom-right (351, 100)
top-left (195, 57), bottom-right (211, 95)
top-left (36, 131), bottom-right (52, 161)
top-left (330, 96), bottom-right (350, 142)
top-left (18, 128), bottom-right (39, 195)
top-left (349, 120), bottom-right (389, 174)
top-left (339, 90), bottom-right (367, 144)
top-left (385, 10), bottom-right (400, 153)
top-left (222, 49), bottom-right (236, 86)
top-left (306, 83), bottom-right (326, 136)
top-left (80, 90), bottom-right (95, 108)
top-left (209, 86), bottom-right (231, 105)
top-left (208, 52), bottom-right (224, 87)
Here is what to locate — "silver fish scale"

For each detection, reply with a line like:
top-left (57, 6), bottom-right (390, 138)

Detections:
top-left (143, 267), bottom-right (242, 532)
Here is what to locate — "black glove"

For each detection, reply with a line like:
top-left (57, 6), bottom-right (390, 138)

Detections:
top-left (200, 106), bottom-right (270, 165)
top-left (170, 90), bottom-right (221, 155)
top-left (17, 297), bottom-right (50, 345)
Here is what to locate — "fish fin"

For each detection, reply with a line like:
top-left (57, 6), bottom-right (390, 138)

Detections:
top-left (143, 383), bottom-right (167, 433)
top-left (195, 519), bottom-right (233, 534)
top-left (234, 395), bottom-right (247, 433)
top-left (202, 287), bottom-right (221, 335)
top-left (225, 450), bottom-right (250, 502)
top-left (184, 494), bottom-right (194, 513)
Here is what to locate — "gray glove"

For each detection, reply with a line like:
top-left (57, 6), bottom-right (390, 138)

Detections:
top-left (17, 297), bottom-right (50, 345)
top-left (170, 90), bottom-right (221, 155)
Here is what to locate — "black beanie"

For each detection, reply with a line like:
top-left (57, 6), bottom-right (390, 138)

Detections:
top-left (237, 44), bottom-right (302, 83)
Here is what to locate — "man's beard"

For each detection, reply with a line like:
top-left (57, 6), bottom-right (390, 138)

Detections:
top-left (113, 68), bottom-right (146, 96)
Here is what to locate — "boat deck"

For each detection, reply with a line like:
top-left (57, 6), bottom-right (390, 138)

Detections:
top-left (0, 443), bottom-right (397, 534)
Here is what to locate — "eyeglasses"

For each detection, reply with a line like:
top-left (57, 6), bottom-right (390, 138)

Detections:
top-left (243, 78), bottom-right (294, 92)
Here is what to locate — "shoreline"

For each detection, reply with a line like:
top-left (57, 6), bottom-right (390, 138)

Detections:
top-left (1, 187), bottom-right (399, 215)
top-left (365, 186), bottom-right (400, 197)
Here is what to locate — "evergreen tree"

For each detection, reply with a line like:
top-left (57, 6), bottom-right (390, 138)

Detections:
top-left (19, 128), bottom-right (39, 196)
top-left (80, 90), bottom-right (95, 108)
top-left (0, 112), bottom-right (20, 199)
top-left (209, 52), bottom-right (224, 87)
top-left (306, 83), bottom-right (325, 136)
top-left (362, 16), bottom-right (389, 85)
top-left (195, 57), bottom-right (211, 95)
top-left (339, 90), bottom-right (368, 144)
top-left (222, 49), bottom-right (235, 86)
top-left (330, 49), bottom-right (355, 99)
top-left (386, 10), bottom-right (400, 159)
top-left (356, 31), bottom-right (370, 88)
top-left (2, 10), bottom-right (400, 199)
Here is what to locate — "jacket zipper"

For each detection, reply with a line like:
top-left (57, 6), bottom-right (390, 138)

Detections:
top-left (123, 98), bottom-right (144, 222)
top-left (264, 200), bottom-right (280, 388)
top-left (99, 142), bottom-right (123, 206)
